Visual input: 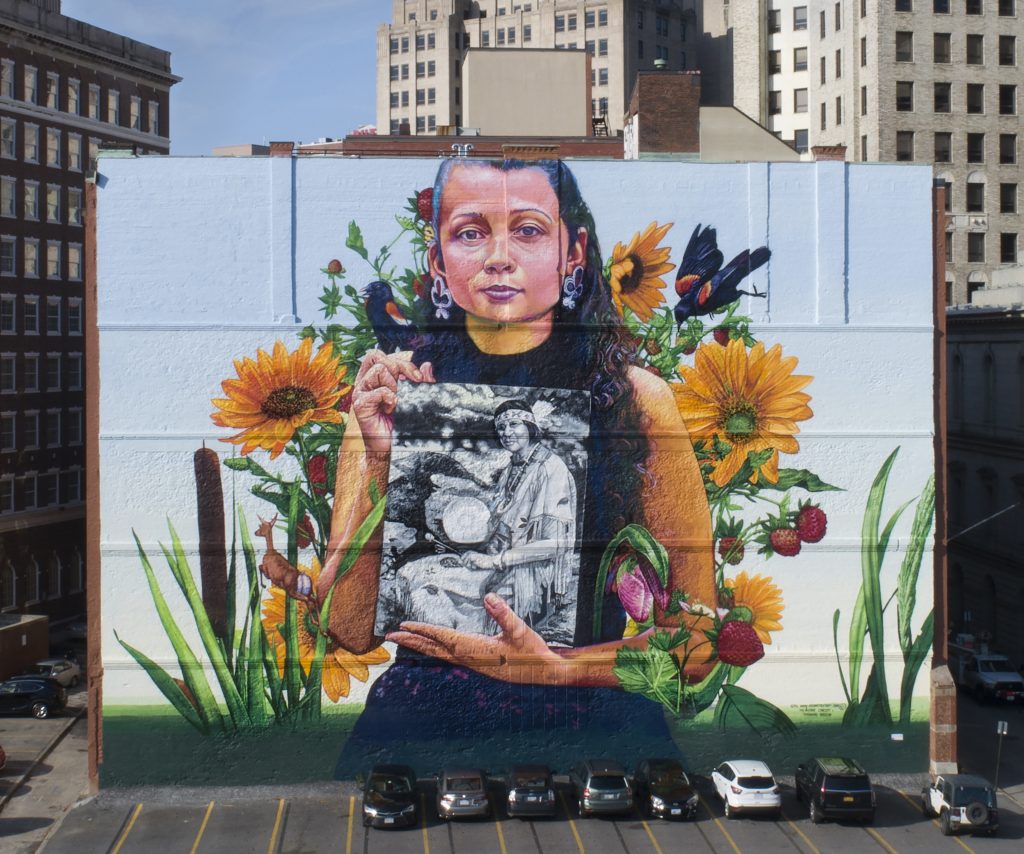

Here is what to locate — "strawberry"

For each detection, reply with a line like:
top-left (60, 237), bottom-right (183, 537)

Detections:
top-left (645, 338), bottom-right (662, 356)
top-left (644, 365), bottom-right (662, 377)
top-left (416, 187), bottom-right (434, 222)
top-left (682, 345), bottom-right (696, 355)
top-left (712, 327), bottom-right (730, 346)
top-left (718, 536), bottom-right (745, 565)
top-left (716, 620), bottom-right (764, 667)
top-left (326, 259), bottom-right (343, 275)
top-left (769, 527), bottom-right (802, 556)
top-left (296, 514), bottom-right (315, 549)
top-left (796, 505), bottom-right (827, 543)
top-left (307, 454), bottom-right (329, 495)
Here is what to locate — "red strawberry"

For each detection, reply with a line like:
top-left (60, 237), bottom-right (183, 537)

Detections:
top-left (296, 514), bottom-right (315, 549)
top-left (796, 505), bottom-right (827, 543)
top-left (769, 527), bottom-right (802, 556)
top-left (412, 276), bottom-right (428, 299)
top-left (644, 365), bottom-right (662, 377)
top-left (682, 345), bottom-right (696, 355)
top-left (326, 259), bottom-right (343, 275)
top-left (416, 187), bottom-right (433, 222)
top-left (718, 536), bottom-right (745, 565)
top-left (307, 454), bottom-right (329, 495)
top-left (716, 620), bottom-right (764, 667)
top-left (712, 327), bottom-right (730, 346)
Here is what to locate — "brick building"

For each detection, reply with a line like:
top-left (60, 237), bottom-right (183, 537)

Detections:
top-left (0, 0), bottom-right (177, 631)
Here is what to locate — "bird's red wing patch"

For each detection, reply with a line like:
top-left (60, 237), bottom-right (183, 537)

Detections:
top-left (697, 281), bottom-right (713, 307)
top-left (386, 301), bottom-right (411, 325)
top-left (675, 273), bottom-right (700, 297)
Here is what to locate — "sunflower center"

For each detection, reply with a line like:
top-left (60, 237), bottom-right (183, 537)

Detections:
top-left (721, 400), bottom-right (758, 442)
top-left (619, 254), bottom-right (645, 294)
top-left (262, 385), bottom-right (316, 419)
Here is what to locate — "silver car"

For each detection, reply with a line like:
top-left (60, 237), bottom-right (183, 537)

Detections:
top-left (570, 759), bottom-right (634, 818)
top-left (24, 658), bottom-right (81, 688)
top-left (436, 768), bottom-right (491, 820)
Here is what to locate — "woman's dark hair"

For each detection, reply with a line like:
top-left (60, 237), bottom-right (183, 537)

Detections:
top-left (493, 399), bottom-right (541, 443)
top-left (420, 159), bottom-right (648, 534)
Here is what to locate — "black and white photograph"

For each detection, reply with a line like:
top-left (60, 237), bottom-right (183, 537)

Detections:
top-left (374, 382), bottom-right (591, 647)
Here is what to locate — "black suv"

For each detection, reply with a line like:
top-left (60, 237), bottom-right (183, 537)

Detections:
top-left (634, 758), bottom-right (698, 820)
top-left (361, 764), bottom-right (418, 828)
top-left (0, 677), bottom-right (67, 719)
top-left (794, 757), bottom-right (874, 824)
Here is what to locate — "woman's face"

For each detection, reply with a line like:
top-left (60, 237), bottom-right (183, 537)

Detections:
top-left (497, 415), bottom-right (533, 455)
top-left (429, 165), bottom-right (587, 325)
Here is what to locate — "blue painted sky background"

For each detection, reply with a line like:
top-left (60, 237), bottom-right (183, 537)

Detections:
top-left (63, 0), bottom-right (380, 155)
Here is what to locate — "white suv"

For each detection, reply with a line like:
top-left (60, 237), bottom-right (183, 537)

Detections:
top-left (711, 759), bottom-right (781, 819)
top-left (922, 774), bottom-right (998, 837)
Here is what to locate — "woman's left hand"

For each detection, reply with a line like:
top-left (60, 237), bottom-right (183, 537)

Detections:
top-left (385, 593), bottom-right (568, 684)
top-left (459, 551), bottom-right (500, 572)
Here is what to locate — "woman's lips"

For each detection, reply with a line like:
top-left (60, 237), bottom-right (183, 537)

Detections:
top-left (481, 285), bottom-right (522, 302)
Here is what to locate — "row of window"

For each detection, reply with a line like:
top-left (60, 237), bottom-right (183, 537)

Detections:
top-left (391, 88), bottom-right (438, 109)
top-left (592, 97), bottom-right (610, 117)
top-left (0, 551), bottom-right (84, 610)
top-left (896, 81), bottom-right (1018, 115)
top-left (0, 407), bottom-right (83, 452)
top-left (0, 352), bottom-right (83, 395)
top-left (896, 0), bottom-right (1017, 14)
top-left (0, 118), bottom-right (99, 171)
top-left (1, 178), bottom-right (83, 226)
top-left (0, 295), bottom-right (81, 336)
top-left (939, 179), bottom-right (1017, 214)
top-left (0, 59), bottom-right (161, 135)
top-left (0, 468), bottom-right (82, 516)
top-left (895, 130), bottom-right (1018, 164)
top-left (0, 237), bottom-right (82, 280)
top-left (897, 31), bottom-right (1017, 64)
top-left (390, 32), bottom-right (437, 54)
top-left (390, 116), bottom-right (439, 134)
top-left (389, 60), bottom-right (437, 81)
top-left (944, 230), bottom-right (1019, 263)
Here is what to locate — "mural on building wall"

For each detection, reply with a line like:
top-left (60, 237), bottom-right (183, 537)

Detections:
top-left (107, 159), bottom-right (935, 781)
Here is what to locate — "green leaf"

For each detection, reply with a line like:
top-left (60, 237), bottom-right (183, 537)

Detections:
top-left (283, 484), bottom-right (304, 710)
top-left (223, 456), bottom-right (276, 481)
top-left (847, 587), bottom-right (867, 703)
top-left (613, 647), bottom-right (680, 712)
top-left (899, 611), bottom-right (934, 724)
top-left (843, 669), bottom-right (891, 726)
top-left (833, 609), bottom-right (851, 705)
top-left (682, 661), bottom-right (729, 715)
top-left (763, 469), bottom-right (844, 493)
top-left (115, 632), bottom-right (208, 734)
top-left (251, 484), bottom-right (293, 516)
top-left (345, 220), bottom-right (368, 260)
top-left (713, 684), bottom-right (797, 736)
top-left (897, 476), bottom-right (935, 654)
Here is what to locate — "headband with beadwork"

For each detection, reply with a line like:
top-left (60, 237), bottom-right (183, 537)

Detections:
top-left (494, 409), bottom-right (536, 430)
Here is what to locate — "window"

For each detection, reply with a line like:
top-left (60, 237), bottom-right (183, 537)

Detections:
top-left (967, 181), bottom-right (985, 211)
top-left (400, 64), bottom-right (408, 79)
top-left (637, 9), bottom-right (644, 28)
top-left (45, 354), bottom-right (60, 391)
top-left (21, 474), bottom-right (36, 508)
top-left (24, 297), bottom-right (37, 334)
top-left (390, 37), bottom-right (398, 54)
top-left (820, 55), bottom-right (826, 84)
top-left (935, 132), bottom-right (952, 162)
top-left (656, 13), bottom-right (669, 37)
top-left (599, 38), bottom-right (608, 56)
top-left (768, 9), bottom-right (782, 32)
top-left (967, 34), bottom-right (984, 65)
top-left (130, 96), bottom-right (141, 130)
top-left (482, 31), bottom-right (490, 46)
top-left (400, 90), bottom-right (408, 107)
top-left (567, 13), bottom-right (577, 30)
top-left (769, 90), bottom-right (782, 114)
top-left (861, 85), bottom-right (868, 114)
top-left (896, 131), bottom-right (915, 161)
top-left (895, 0), bottom-right (912, 9)
top-left (1, 118), bottom-right (14, 158)
top-left (107, 90), bottom-right (120, 124)
top-left (497, 28), bottom-right (505, 45)
top-left (24, 181), bottom-right (38, 220)
top-left (0, 353), bottom-right (13, 392)
top-left (1000, 133), bottom-right (1017, 163)
top-left (0, 237), bottom-right (12, 276)
top-left (400, 36), bottom-right (408, 53)
top-left (896, 31), bottom-right (913, 62)
top-left (1000, 183), bottom-right (1017, 213)
top-left (598, 9), bottom-right (608, 26)
top-left (0, 412), bottom-right (13, 450)
top-left (389, 65), bottom-right (398, 81)
top-left (23, 122), bottom-right (38, 162)
top-left (427, 61), bottom-right (435, 77)
top-left (598, 68), bottom-right (608, 85)
top-left (861, 36), bottom-right (867, 65)
top-left (555, 13), bottom-right (565, 32)
top-left (416, 61), bottom-right (425, 78)
top-left (67, 354), bottom-right (81, 390)
top-left (586, 10), bottom-right (595, 27)
top-left (68, 133), bottom-right (82, 171)
top-left (638, 40), bottom-right (644, 58)
top-left (1001, 233), bottom-right (1018, 263)
top-left (934, 33), bottom-right (951, 63)
top-left (1000, 84), bottom-right (1016, 114)
top-left (794, 6), bottom-right (808, 29)
top-left (23, 65), bottom-right (37, 103)
top-left (820, 10), bottom-right (826, 38)
top-left (523, 24), bottom-right (531, 42)
top-left (415, 34), bottom-right (425, 51)
top-left (0, 59), bottom-right (13, 98)
top-left (935, 82), bottom-right (951, 112)
top-left (835, 95), bottom-right (843, 124)
top-left (46, 185), bottom-right (59, 223)
top-left (88, 84), bottom-right (99, 119)
top-left (46, 241), bottom-right (60, 279)
top-left (968, 132), bottom-right (986, 162)
top-left (45, 72), bottom-right (58, 109)
top-left (768, 50), bottom-right (782, 74)
top-left (23, 239), bottom-right (37, 277)
top-left (934, 0), bottom-right (950, 9)
top-left (24, 355), bottom-right (38, 391)
top-left (67, 78), bottom-right (80, 112)
top-left (507, 26), bottom-right (516, 43)
top-left (968, 232), bottom-right (985, 262)
top-left (67, 409), bottom-right (81, 445)
top-left (967, 83), bottom-right (985, 114)
top-left (0, 177), bottom-right (13, 218)
top-left (0, 295), bottom-right (12, 334)
top-left (390, 91), bottom-right (398, 109)
top-left (836, 2), bottom-right (842, 28)
top-left (821, 101), bottom-right (827, 130)
top-left (427, 88), bottom-right (435, 105)
top-left (46, 553), bottom-right (60, 594)
top-left (415, 116), bottom-right (425, 133)
top-left (1000, 0), bottom-right (1016, 13)
top-left (68, 244), bottom-right (81, 280)
top-left (966, 0), bottom-right (982, 12)
top-left (46, 298), bottom-right (60, 334)
top-left (68, 299), bottom-right (81, 334)
top-left (794, 88), bottom-right (808, 113)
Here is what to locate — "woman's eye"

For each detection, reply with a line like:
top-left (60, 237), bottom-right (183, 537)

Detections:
top-left (456, 227), bottom-right (484, 241)
top-left (516, 224), bottom-right (543, 238)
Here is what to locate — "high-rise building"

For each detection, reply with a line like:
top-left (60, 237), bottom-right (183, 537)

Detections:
top-left (0, 0), bottom-right (177, 629)
top-left (377, 0), bottom-right (698, 137)
top-left (700, 0), bottom-right (1023, 306)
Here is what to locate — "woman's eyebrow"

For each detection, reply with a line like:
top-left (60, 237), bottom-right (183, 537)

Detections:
top-left (510, 207), bottom-right (554, 221)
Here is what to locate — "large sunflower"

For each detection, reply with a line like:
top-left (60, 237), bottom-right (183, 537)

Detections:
top-left (608, 221), bottom-right (674, 321)
top-left (725, 572), bottom-right (784, 644)
top-left (211, 338), bottom-right (348, 459)
top-left (261, 558), bottom-right (390, 702)
top-left (673, 338), bottom-right (812, 487)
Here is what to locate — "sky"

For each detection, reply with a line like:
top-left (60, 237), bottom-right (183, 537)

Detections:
top-left (63, 0), bottom-right (382, 155)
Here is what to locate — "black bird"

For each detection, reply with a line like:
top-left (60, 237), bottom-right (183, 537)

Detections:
top-left (672, 225), bottom-right (771, 325)
top-left (363, 280), bottom-right (418, 353)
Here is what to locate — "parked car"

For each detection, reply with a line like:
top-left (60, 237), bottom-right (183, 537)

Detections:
top-left (710, 759), bottom-right (781, 819)
top-left (569, 759), bottom-right (634, 818)
top-left (436, 768), bottom-right (490, 820)
top-left (794, 757), bottom-right (875, 824)
top-left (22, 657), bottom-right (81, 689)
top-left (505, 764), bottom-right (556, 818)
top-left (634, 758), bottom-right (698, 820)
top-left (922, 774), bottom-right (999, 837)
top-left (361, 764), bottom-right (418, 828)
top-left (0, 677), bottom-right (67, 719)
top-left (0, 743), bottom-right (6, 771)
top-left (955, 652), bottom-right (1024, 704)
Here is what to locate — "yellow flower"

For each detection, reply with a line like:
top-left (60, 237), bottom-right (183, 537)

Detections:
top-left (725, 572), bottom-right (784, 644)
top-left (672, 338), bottom-right (812, 487)
top-left (608, 221), bottom-right (674, 321)
top-left (261, 558), bottom-right (390, 702)
top-left (422, 224), bottom-right (436, 243)
top-left (211, 338), bottom-right (348, 459)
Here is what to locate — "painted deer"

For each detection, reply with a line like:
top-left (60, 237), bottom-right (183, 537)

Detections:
top-left (254, 514), bottom-right (313, 602)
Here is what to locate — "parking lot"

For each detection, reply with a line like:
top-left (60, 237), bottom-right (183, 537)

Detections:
top-left (37, 775), bottom-right (1024, 853)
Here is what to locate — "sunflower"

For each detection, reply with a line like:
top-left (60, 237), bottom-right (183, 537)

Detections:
top-left (211, 338), bottom-right (348, 459)
top-left (673, 338), bottom-right (812, 487)
top-left (725, 572), bottom-right (784, 644)
top-left (608, 221), bottom-right (674, 321)
top-left (261, 557), bottom-right (390, 702)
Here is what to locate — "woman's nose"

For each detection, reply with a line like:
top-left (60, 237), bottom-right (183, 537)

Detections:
top-left (484, 233), bottom-right (514, 274)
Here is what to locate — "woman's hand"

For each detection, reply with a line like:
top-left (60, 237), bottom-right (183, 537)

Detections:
top-left (386, 593), bottom-right (567, 684)
top-left (460, 551), bottom-right (500, 572)
top-left (351, 350), bottom-right (435, 454)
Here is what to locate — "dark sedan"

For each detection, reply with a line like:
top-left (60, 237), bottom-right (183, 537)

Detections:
top-left (634, 758), bottom-right (699, 820)
top-left (361, 764), bottom-right (419, 828)
top-left (506, 764), bottom-right (557, 818)
top-left (0, 677), bottom-right (66, 719)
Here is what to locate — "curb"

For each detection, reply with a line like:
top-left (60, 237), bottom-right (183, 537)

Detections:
top-left (0, 705), bottom-right (87, 814)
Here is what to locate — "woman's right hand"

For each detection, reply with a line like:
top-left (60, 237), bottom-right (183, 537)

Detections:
top-left (352, 350), bottom-right (435, 454)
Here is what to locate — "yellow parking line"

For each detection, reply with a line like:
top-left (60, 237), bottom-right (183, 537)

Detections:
top-left (640, 818), bottom-right (664, 854)
top-left (189, 800), bottom-right (215, 854)
top-left (110, 803), bottom-right (142, 854)
top-left (557, 792), bottom-right (585, 853)
top-left (894, 790), bottom-right (975, 854)
top-left (345, 795), bottom-right (354, 854)
top-left (267, 798), bottom-right (285, 854)
top-left (780, 809), bottom-right (822, 854)
top-left (865, 826), bottom-right (900, 854)
top-left (420, 793), bottom-right (430, 854)
top-left (698, 794), bottom-right (742, 854)
top-left (495, 814), bottom-right (508, 854)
